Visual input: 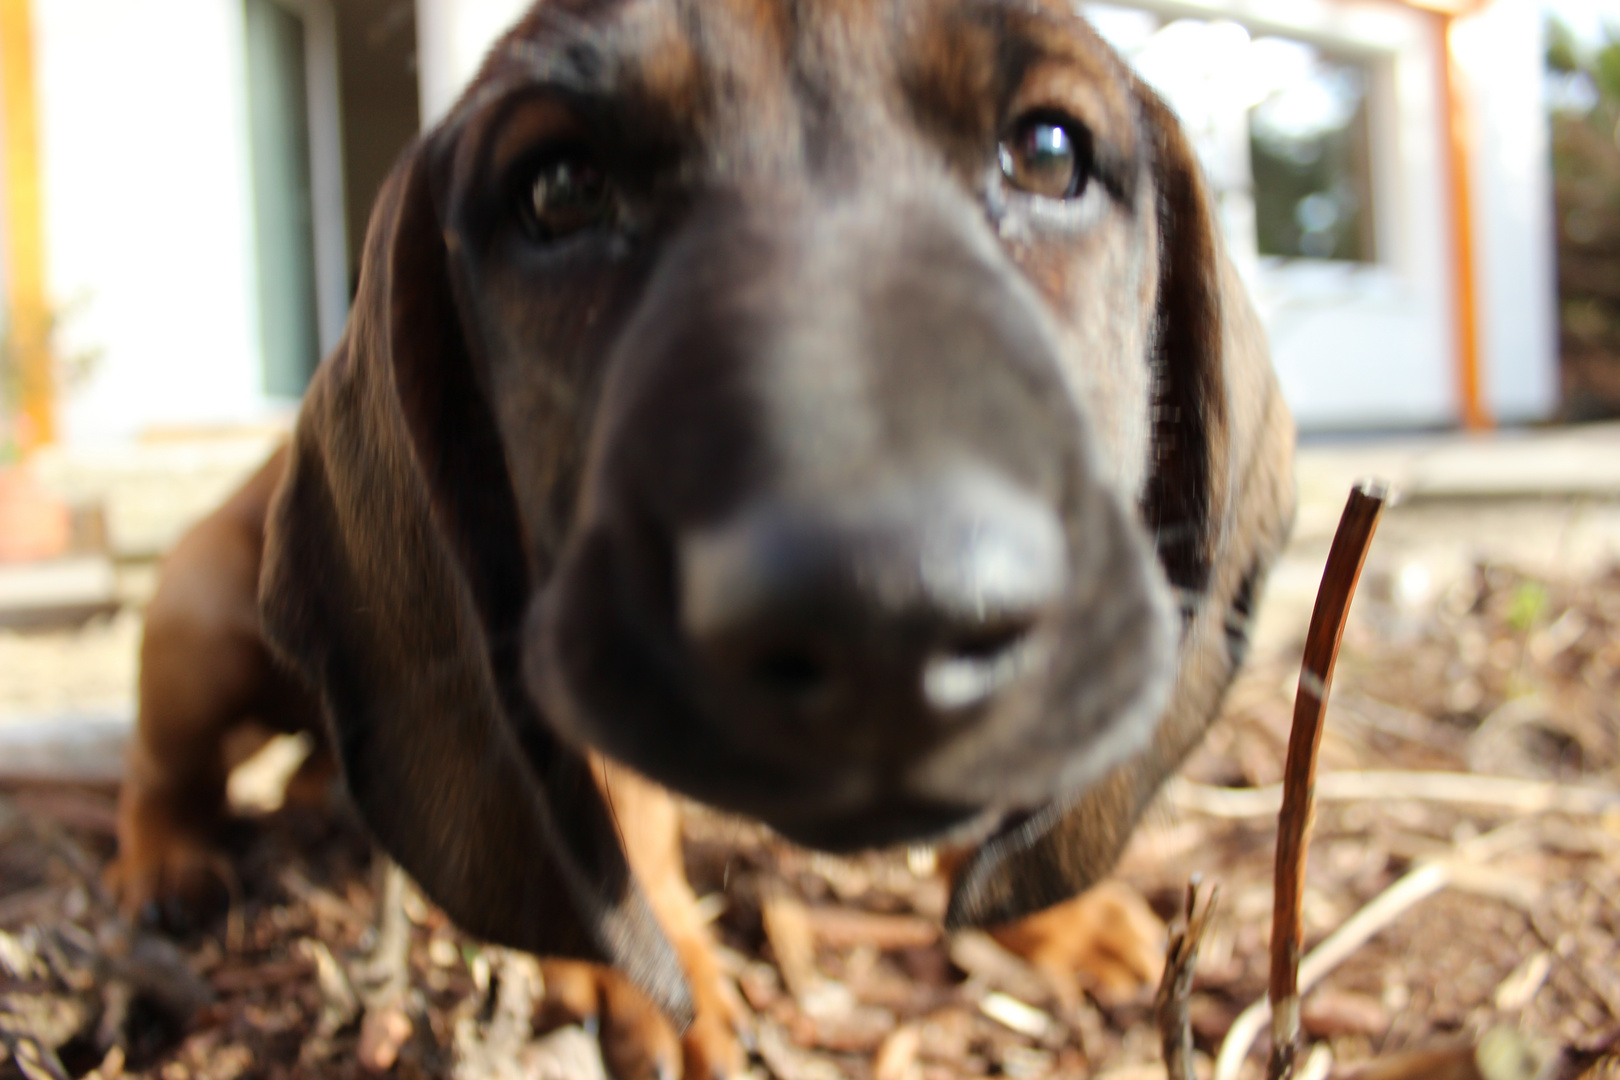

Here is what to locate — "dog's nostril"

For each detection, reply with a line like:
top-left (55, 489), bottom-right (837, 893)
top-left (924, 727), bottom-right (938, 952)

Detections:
top-left (923, 621), bottom-right (1043, 712)
top-left (943, 622), bottom-right (1032, 663)
top-left (749, 646), bottom-right (833, 701)
top-left (681, 470), bottom-right (1066, 726)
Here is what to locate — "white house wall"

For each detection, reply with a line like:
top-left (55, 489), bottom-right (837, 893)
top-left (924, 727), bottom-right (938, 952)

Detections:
top-left (416, 0), bottom-right (531, 126)
top-left (36, 0), bottom-right (1543, 442)
top-left (1263, 1), bottom-right (1458, 428)
top-left (36, 0), bottom-right (270, 444)
top-left (1455, 0), bottom-right (1559, 423)
top-left (1089, 0), bottom-right (1463, 429)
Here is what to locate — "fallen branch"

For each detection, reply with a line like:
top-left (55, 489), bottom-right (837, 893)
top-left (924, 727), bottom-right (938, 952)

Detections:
top-left (800, 907), bottom-right (939, 952)
top-left (1269, 482), bottom-right (1387, 1079)
top-left (1167, 771), bottom-right (1620, 820)
top-left (1334, 1027), bottom-right (1556, 1080)
top-left (947, 932), bottom-right (1053, 1007)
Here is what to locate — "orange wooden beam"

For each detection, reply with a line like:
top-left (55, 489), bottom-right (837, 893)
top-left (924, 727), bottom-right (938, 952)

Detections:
top-left (1438, 8), bottom-right (1491, 431)
top-left (0, 0), bottom-right (53, 449)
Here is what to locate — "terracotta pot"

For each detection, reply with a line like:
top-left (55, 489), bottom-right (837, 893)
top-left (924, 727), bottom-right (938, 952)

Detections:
top-left (0, 463), bottom-right (71, 562)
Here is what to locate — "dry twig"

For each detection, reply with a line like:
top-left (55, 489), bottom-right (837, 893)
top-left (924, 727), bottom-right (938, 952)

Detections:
top-left (1268, 482), bottom-right (1387, 1080)
top-left (1155, 880), bottom-right (1219, 1080)
top-left (1167, 772), bottom-right (1620, 819)
top-left (355, 858), bottom-right (415, 1072)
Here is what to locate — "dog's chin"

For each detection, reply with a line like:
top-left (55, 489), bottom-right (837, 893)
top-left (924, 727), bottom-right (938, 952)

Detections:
top-left (761, 798), bottom-right (1009, 854)
top-left (528, 508), bottom-right (1176, 859)
top-left (533, 619), bottom-right (1143, 858)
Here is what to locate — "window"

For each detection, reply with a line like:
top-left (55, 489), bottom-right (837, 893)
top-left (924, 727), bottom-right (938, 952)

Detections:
top-left (1249, 43), bottom-right (1376, 262)
top-left (1081, 5), bottom-right (1379, 265)
top-left (245, 0), bottom-right (322, 397)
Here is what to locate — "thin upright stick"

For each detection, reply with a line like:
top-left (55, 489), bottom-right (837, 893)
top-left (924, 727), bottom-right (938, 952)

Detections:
top-left (1156, 879), bottom-right (1219, 1080)
top-left (1268, 482), bottom-right (1387, 1080)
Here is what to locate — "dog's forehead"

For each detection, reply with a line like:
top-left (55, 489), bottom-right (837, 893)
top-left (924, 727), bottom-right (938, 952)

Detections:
top-left (486, 0), bottom-right (1133, 147)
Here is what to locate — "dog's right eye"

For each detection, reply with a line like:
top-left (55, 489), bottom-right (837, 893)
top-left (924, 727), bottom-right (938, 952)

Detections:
top-left (999, 114), bottom-right (1092, 202)
top-left (518, 149), bottom-right (613, 241)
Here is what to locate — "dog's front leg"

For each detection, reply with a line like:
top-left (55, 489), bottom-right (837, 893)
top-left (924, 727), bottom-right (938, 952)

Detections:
top-left (582, 760), bottom-right (743, 1080)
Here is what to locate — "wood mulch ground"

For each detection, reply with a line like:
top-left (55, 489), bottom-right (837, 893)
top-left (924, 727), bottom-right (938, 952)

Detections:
top-left (3, 561), bottom-right (1619, 1079)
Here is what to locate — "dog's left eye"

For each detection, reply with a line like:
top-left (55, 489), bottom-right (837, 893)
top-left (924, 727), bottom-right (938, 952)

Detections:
top-left (519, 149), bottom-right (613, 241)
top-left (999, 115), bottom-right (1091, 201)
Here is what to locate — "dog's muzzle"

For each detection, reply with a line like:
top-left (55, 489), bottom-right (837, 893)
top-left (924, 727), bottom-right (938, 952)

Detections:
top-left (526, 191), bottom-right (1176, 851)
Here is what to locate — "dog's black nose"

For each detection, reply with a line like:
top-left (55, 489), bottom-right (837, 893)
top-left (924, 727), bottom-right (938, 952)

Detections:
top-left (679, 470), bottom-right (1067, 748)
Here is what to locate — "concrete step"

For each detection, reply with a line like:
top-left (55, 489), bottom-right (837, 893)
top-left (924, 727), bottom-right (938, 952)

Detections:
top-left (0, 556), bottom-right (120, 630)
top-left (0, 712), bottom-right (130, 782)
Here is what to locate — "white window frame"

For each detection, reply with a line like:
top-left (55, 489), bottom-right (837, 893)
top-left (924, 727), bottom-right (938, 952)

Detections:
top-left (1089, 0), bottom-right (1459, 429)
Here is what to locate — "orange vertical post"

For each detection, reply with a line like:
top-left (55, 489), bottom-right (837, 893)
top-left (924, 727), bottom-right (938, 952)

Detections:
top-left (0, 0), bottom-right (52, 448)
top-left (1440, 10), bottom-right (1491, 431)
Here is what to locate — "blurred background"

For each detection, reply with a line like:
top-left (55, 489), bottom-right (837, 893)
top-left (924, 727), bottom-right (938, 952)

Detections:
top-left (0, 0), bottom-right (1614, 772)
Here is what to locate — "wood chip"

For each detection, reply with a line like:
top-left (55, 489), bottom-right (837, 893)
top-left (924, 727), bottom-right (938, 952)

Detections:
top-left (85, 1044), bottom-right (125, 1080)
top-left (357, 1005), bottom-right (412, 1072)
top-left (763, 893), bottom-right (819, 1002)
top-left (979, 992), bottom-right (1053, 1041)
top-left (738, 961), bottom-right (785, 1011)
top-left (914, 1007), bottom-right (973, 1065)
top-left (811, 1003), bottom-right (895, 1053)
top-left (297, 938), bottom-right (358, 1035)
top-left (1300, 988), bottom-right (1388, 1038)
top-left (515, 1025), bottom-right (608, 1080)
top-left (874, 1024), bottom-right (921, 1080)
top-left (801, 907), bottom-right (939, 952)
top-left (7, 789), bottom-right (118, 836)
top-left (756, 1017), bottom-right (849, 1080)
top-left (948, 932), bottom-right (1052, 1006)
top-left (208, 958), bottom-right (313, 993)
top-left (1494, 952), bottom-right (1553, 1012)
top-left (1337, 1028), bottom-right (1557, 1080)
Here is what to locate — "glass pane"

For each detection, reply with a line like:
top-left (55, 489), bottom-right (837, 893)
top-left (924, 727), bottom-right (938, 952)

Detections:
top-left (245, 0), bottom-right (320, 397)
top-left (1249, 44), bottom-right (1377, 263)
top-left (1082, 6), bottom-right (1380, 267)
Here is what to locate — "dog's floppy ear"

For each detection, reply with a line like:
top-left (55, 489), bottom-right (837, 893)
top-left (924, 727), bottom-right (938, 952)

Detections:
top-left (260, 135), bottom-right (692, 1024)
top-left (947, 83), bottom-right (1296, 928)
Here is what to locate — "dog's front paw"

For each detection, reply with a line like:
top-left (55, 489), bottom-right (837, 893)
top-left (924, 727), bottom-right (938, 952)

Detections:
top-left (538, 959), bottom-right (741, 1080)
top-left (989, 880), bottom-right (1167, 1004)
top-left (107, 794), bottom-right (230, 931)
top-left (679, 1008), bottom-right (744, 1080)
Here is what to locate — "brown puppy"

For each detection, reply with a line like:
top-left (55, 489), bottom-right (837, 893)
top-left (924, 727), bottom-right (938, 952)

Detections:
top-left (116, 0), bottom-right (1295, 1076)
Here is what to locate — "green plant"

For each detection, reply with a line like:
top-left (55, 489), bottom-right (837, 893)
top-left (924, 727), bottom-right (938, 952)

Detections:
top-left (0, 298), bottom-right (101, 462)
top-left (1547, 17), bottom-right (1620, 420)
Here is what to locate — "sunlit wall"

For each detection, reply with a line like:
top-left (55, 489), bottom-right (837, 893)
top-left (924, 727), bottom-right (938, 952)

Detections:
top-left (1083, 0), bottom-right (1555, 429)
top-left (19, 0), bottom-right (1558, 445)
